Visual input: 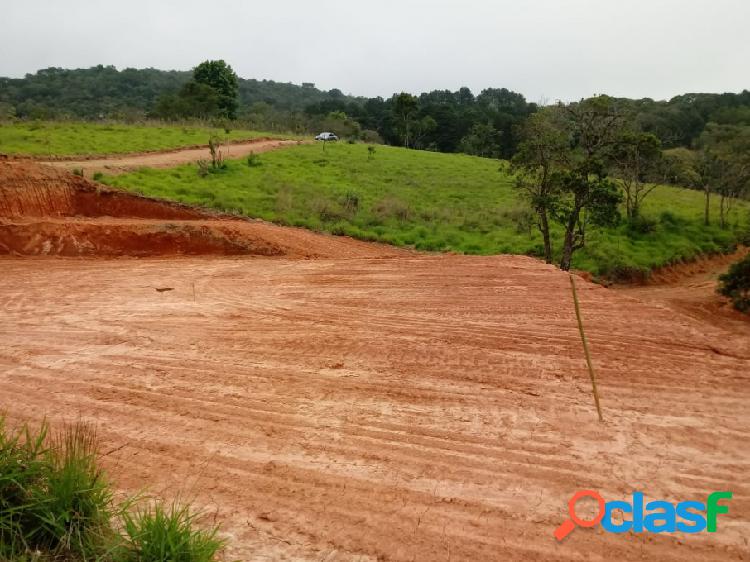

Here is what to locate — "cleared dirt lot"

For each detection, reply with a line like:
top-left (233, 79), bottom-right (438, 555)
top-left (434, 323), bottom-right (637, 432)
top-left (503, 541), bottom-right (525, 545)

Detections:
top-left (1, 254), bottom-right (748, 561)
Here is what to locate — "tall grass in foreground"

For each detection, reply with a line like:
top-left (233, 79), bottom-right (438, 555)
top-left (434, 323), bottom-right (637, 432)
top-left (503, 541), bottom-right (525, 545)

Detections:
top-left (119, 502), bottom-right (222, 562)
top-left (0, 418), bottom-right (223, 561)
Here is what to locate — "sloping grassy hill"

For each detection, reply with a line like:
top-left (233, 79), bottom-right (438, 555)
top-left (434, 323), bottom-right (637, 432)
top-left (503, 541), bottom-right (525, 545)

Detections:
top-left (0, 122), bottom-right (290, 156)
top-left (102, 142), bottom-right (749, 278)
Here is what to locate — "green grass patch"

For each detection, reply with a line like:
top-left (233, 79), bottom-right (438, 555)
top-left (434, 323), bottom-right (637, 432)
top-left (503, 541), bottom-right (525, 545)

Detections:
top-left (0, 417), bottom-right (224, 561)
top-left (0, 121), bottom-right (293, 156)
top-left (101, 142), bottom-right (750, 277)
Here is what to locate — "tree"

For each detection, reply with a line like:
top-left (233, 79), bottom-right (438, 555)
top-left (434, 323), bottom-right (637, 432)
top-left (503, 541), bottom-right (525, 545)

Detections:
top-left (718, 254), bottom-right (750, 313)
top-left (696, 124), bottom-right (750, 227)
top-left (664, 147), bottom-right (714, 225)
top-left (706, 124), bottom-right (750, 228)
top-left (555, 170), bottom-right (622, 271)
top-left (611, 132), bottom-right (664, 219)
top-left (319, 111), bottom-right (361, 139)
top-left (192, 60), bottom-right (239, 119)
top-left (391, 93), bottom-right (418, 148)
top-left (556, 97), bottom-right (624, 271)
top-left (510, 108), bottom-right (570, 263)
top-left (460, 122), bottom-right (502, 158)
top-left (410, 115), bottom-right (438, 149)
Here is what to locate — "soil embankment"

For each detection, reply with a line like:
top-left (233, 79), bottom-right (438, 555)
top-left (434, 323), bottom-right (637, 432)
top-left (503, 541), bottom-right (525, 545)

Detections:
top-left (0, 160), bottom-right (403, 258)
top-left (616, 248), bottom-right (750, 332)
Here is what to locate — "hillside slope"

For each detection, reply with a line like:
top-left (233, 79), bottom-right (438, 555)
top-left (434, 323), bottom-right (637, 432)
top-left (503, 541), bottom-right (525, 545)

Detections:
top-left (102, 142), bottom-right (749, 277)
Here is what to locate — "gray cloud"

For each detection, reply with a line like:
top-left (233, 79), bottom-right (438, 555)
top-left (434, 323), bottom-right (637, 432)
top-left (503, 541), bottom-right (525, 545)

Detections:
top-left (2, 0), bottom-right (748, 101)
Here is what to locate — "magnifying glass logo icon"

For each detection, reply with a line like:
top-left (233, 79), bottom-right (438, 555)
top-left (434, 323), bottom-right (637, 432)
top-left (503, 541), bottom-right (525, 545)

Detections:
top-left (554, 490), bottom-right (605, 541)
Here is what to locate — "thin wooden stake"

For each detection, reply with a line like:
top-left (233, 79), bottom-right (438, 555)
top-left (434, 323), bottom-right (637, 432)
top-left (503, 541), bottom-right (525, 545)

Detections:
top-left (569, 274), bottom-right (604, 422)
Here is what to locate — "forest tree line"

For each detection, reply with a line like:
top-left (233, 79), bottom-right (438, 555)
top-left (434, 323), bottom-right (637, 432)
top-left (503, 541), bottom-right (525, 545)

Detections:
top-left (2, 62), bottom-right (749, 160)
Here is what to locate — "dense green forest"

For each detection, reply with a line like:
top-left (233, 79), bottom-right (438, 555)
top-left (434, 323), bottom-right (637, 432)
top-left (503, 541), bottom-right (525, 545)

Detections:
top-left (2, 64), bottom-right (749, 160)
top-left (0, 65), bottom-right (354, 121)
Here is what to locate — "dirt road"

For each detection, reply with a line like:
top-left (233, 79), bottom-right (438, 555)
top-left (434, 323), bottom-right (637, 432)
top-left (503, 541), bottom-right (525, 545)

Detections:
top-left (38, 138), bottom-right (303, 176)
top-left (1, 255), bottom-right (748, 561)
top-left (617, 249), bottom-right (750, 336)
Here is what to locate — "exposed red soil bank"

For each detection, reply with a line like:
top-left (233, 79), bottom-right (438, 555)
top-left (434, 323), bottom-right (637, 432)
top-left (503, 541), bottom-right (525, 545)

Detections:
top-left (1, 255), bottom-right (748, 560)
top-left (0, 160), bottom-right (402, 258)
top-left (617, 247), bottom-right (750, 333)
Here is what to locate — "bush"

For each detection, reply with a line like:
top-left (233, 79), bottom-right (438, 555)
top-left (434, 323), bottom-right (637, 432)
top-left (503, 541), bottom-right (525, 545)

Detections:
top-left (246, 152), bottom-right (261, 167)
top-left (72, 168), bottom-right (84, 177)
top-left (119, 501), bottom-right (223, 562)
top-left (659, 210), bottom-right (680, 227)
top-left (93, 172), bottom-right (104, 182)
top-left (718, 254), bottom-right (750, 313)
top-left (0, 420), bottom-right (114, 559)
top-left (311, 197), bottom-right (346, 222)
top-left (0, 419), bottom-right (224, 561)
top-left (340, 191), bottom-right (360, 214)
top-left (500, 206), bottom-right (535, 236)
top-left (627, 214), bottom-right (658, 235)
top-left (372, 197), bottom-right (411, 222)
top-left (30, 423), bottom-right (113, 556)
top-left (360, 130), bottom-right (383, 144)
top-left (0, 418), bottom-right (49, 559)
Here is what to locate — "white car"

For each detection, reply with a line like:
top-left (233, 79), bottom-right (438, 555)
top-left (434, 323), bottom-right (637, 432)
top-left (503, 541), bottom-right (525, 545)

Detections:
top-left (315, 132), bottom-right (339, 141)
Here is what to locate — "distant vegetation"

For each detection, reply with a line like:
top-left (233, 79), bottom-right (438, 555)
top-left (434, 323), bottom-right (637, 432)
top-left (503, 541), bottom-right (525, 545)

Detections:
top-left (0, 64), bottom-right (356, 122)
top-left (0, 418), bottom-right (223, 561)
top-left (2, 62), bottom-right (750, 158)
top-left (101, 143), bottom-right (749, 279)
top-left (0, 122), bottom-right (288, 156)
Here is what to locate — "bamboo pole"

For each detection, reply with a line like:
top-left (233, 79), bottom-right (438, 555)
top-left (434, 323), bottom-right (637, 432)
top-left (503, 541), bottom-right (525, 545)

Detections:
top-left (569, 274), bottom-right (604, 422)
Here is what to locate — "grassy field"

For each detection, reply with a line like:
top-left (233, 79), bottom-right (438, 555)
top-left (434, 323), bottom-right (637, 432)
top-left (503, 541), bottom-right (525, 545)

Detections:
top-left (0, 121), bottom-right (291, 156)
top-left (101, 142), bottom-right (749, 278)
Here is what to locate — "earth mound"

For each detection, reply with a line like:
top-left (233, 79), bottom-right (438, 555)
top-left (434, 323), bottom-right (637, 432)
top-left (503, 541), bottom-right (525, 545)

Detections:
top-left (0, 160), bottom-right (402, 258)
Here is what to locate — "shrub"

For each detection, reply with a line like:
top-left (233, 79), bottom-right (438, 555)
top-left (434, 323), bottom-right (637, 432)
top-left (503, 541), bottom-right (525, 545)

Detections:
top-left (311, 197), bottom-right (345, 222)
top-left (246, 152), bottom-right (261, 167)
top-left (372, 197), bottom-right (411, 222)
top-left (340, 191), bottom-right (360, 214)
top-left (627, 214), bottom-right (658, 235)
top-left (0, 419), bottom-right (225, 561)
top-left (72, 168), bottom-right (84, 177)
top-left (360, 130), bottom-right (383, 144)
top-left (92, 172), bottom-right (104, 182)
top-left (32, 423), bottom-right (114, 557)
top-left (119, 501), bottom-right (223, 562)
top-left (0, 418), bottom-right (49, 559)
top-left (500, 206), bottom-right (535, 236)
top-left (718, 254), bottom-right (750, 313)
top-left (0, 420), bottom-right (114, 559)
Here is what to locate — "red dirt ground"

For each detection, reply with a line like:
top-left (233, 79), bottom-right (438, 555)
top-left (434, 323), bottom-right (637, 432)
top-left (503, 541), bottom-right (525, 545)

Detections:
top-left (1, 163), bottom-right (748, 560)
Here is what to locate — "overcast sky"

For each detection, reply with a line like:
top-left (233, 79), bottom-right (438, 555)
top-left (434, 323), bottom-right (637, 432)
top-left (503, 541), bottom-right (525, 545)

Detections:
top-left (1, 0), bottom-right (748, 102)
